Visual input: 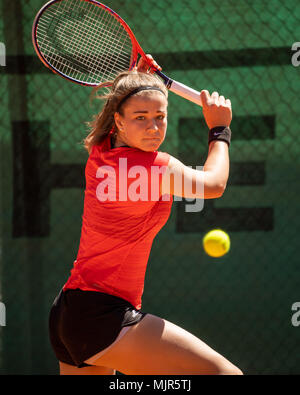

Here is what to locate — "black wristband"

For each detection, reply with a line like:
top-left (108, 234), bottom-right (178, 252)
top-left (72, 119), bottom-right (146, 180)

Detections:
top-left (208, 126), bottom-right (231, 146)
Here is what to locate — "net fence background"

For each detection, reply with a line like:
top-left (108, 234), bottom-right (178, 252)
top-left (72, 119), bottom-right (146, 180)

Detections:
top-left (1, 0), bottom-right (300, 374)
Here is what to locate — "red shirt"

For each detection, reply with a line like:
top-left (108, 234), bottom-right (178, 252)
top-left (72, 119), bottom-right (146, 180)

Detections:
top-left (63, 133), bottom-right (173, 309)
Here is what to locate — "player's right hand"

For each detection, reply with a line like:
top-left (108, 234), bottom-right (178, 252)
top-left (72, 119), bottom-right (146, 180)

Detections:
top-left (136, 54), bottom-right (162, 73)
top-left (200, 90), bottom-right (232, 129)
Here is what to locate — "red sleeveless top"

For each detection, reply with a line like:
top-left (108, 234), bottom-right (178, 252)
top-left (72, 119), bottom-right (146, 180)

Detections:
top-left (63, 133), bottom-right (173, 309)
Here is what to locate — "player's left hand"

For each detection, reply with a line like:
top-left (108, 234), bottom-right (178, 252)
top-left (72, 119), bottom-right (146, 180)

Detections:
top-left (200, 90), bottom-right (232, 129)
top-left (136, 54), bottom-right (162, 73)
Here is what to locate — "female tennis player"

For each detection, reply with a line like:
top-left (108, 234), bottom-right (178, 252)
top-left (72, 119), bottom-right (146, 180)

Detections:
top-left (49, 55), bottom-right (243, 375)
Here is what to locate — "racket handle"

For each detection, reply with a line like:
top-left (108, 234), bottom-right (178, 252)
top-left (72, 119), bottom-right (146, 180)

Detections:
top-left (155, 70), bottom-right (203, 107)
top-left (169, 79), bottom-right (203, 107)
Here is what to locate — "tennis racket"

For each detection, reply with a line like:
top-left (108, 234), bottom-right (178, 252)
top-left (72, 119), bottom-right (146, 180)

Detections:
top-left (32, 0), bottom-right (202, 106)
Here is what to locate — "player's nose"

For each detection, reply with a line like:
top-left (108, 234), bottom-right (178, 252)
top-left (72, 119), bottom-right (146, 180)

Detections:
top-left (146, 119), bottom-right (159, 132)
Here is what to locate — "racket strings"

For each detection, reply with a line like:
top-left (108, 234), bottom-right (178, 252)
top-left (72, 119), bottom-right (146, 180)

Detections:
top-left (39, 9), bottom-right (130, 79)
top-left (56, 0), bottom-right (129, 80)
top-left (36, 0), bottom-right (134, 84)
top-left (37, 20), bottom-right (102, 83)
top-left (78, 12), bottom-right (132, 70)
top-left (49, 5), bottom-right (131, 61)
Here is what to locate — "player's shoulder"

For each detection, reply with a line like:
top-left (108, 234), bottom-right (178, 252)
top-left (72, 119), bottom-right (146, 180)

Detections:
top-left (129, 148), bottom-right (170, 161)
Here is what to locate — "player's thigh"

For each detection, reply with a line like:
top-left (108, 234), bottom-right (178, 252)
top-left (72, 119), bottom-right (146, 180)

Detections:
top-left (89, 314), bottom-right (242, 375)
top-left (59, 361), bottom-right (115, 375)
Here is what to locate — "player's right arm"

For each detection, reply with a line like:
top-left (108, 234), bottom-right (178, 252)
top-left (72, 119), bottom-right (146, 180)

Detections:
top-left (161, 90), bottom-right (232, 199)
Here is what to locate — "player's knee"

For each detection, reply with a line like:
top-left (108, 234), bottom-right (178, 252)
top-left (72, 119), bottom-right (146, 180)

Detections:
top-left (220, 365), bottom-right (243, 375)
top-left (215, 359), bottom-right (243, 375)
top-left (201, 356), bottom-right (243, 375)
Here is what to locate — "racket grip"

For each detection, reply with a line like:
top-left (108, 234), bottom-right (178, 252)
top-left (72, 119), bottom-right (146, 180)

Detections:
top-left (168, 79), bottom-right (203, 107)
top-left (155, 70), bottom-right (202, 107)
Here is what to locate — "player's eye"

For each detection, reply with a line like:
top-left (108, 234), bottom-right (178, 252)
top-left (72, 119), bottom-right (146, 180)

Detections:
top-left (136, 116), bottom-right (145, 120)
top-left (157, 114), bottom-right (165, 120)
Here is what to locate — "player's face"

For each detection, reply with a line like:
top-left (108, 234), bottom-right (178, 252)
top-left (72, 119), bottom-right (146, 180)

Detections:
top-left (114, 92), bottom-right (168, 152)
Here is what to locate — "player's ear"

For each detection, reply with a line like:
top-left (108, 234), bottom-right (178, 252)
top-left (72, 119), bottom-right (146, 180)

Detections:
top-left (114, 112), bottom-right (124, 131)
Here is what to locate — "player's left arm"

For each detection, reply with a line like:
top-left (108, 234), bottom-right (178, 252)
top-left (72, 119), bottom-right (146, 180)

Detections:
top-left (161, 151), bottom-right (228, 200)
top-left (161, 90), bottom-right (231, 199)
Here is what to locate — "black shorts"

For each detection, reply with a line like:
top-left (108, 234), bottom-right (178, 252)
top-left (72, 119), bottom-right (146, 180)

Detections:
top-left (49, 288), bottom-right (147, 368)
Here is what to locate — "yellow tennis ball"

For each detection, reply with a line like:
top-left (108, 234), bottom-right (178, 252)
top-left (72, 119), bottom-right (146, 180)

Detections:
top-left (203, 229), bottom-right (230, 258)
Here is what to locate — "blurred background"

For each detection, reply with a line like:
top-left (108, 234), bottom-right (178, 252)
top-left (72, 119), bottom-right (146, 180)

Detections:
top-left (1, 0), bottom-right (300, 375)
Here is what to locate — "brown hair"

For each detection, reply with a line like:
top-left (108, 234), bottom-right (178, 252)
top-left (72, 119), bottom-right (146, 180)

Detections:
top-left (83, 70), bottom-right (168, 153)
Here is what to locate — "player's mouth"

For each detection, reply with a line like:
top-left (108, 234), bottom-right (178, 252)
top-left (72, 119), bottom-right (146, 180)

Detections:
top-left (143, 137), bottom-right (161, 141)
